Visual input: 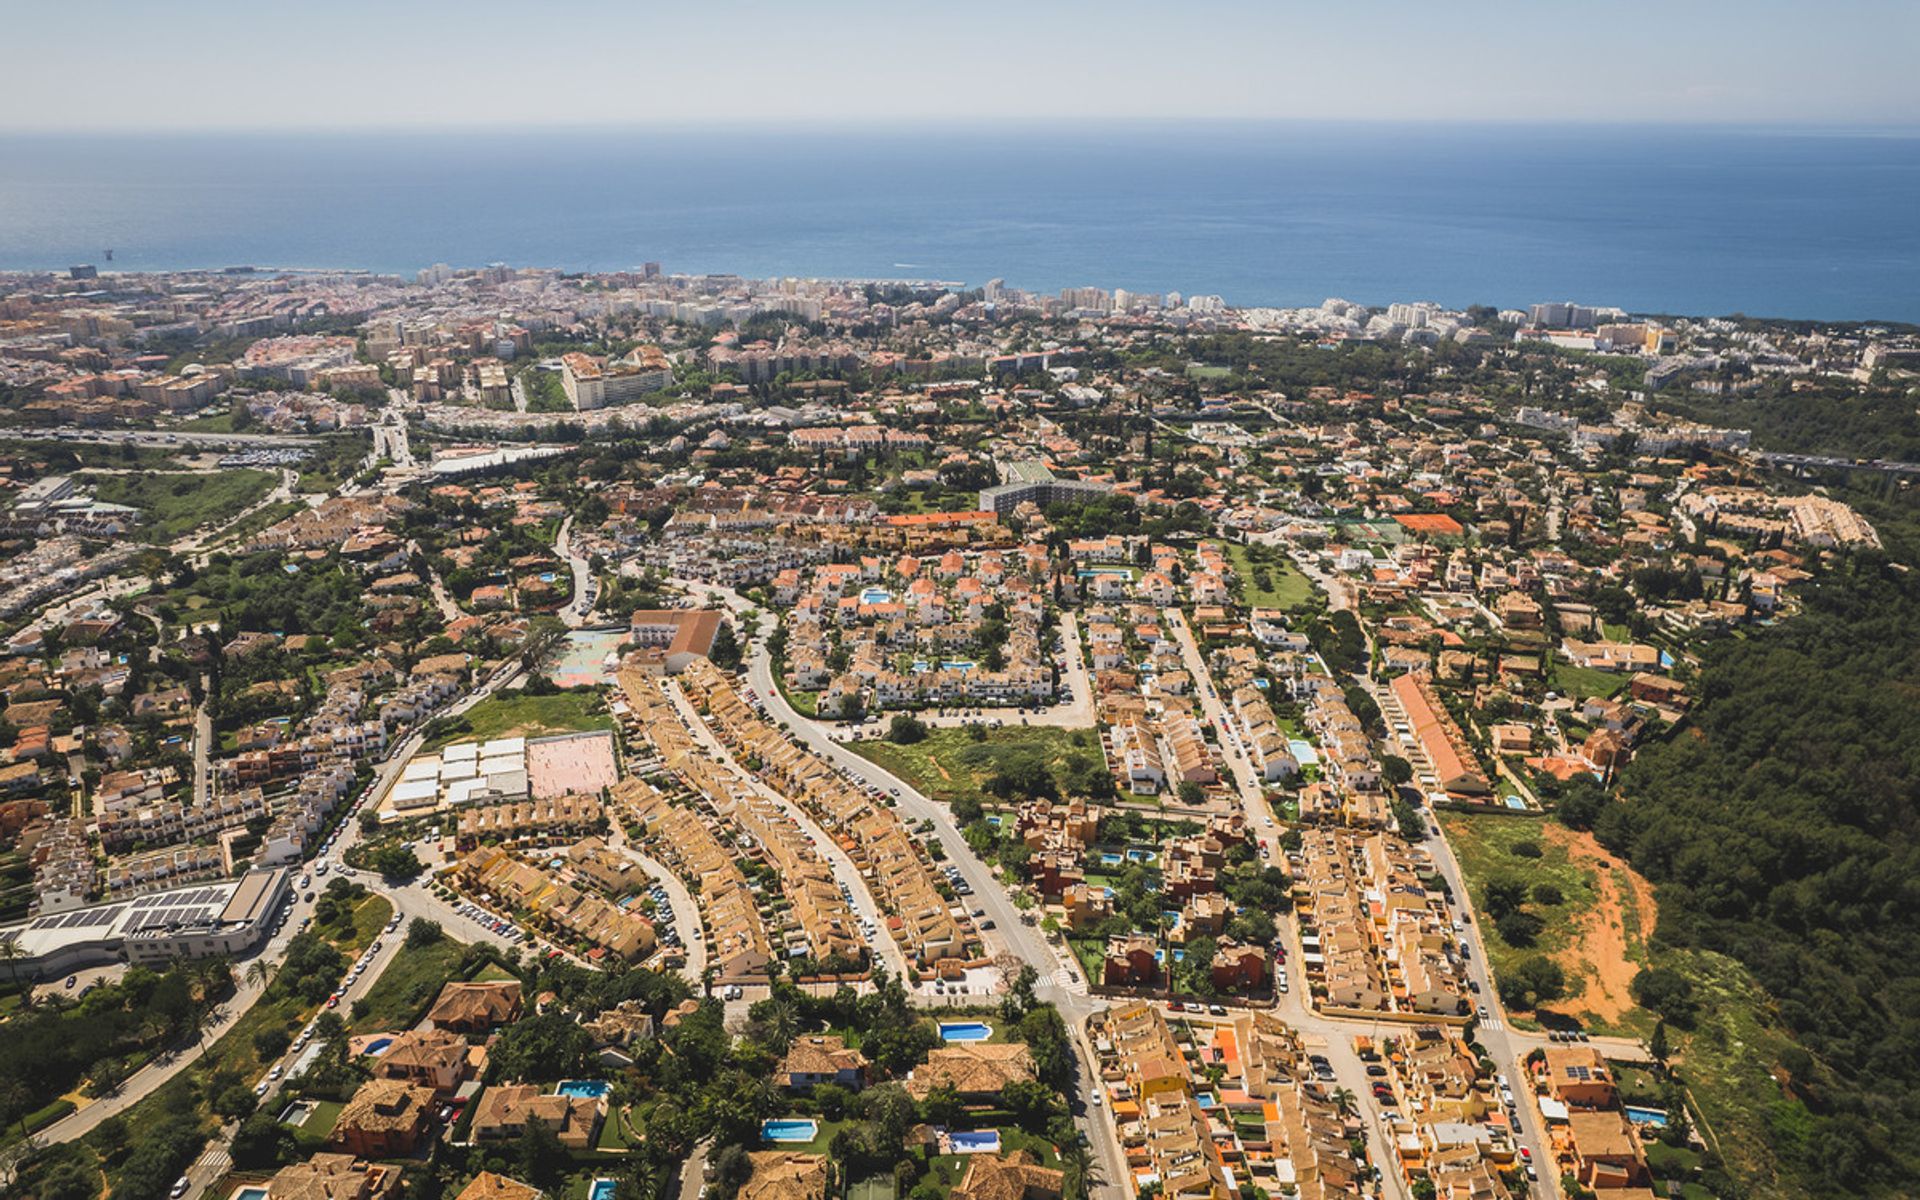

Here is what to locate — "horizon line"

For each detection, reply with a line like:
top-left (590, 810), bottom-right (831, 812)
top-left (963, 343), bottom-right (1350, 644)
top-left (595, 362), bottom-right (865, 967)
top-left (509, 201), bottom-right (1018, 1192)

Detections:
top-left (4, 115), bottom-right (1920, 138)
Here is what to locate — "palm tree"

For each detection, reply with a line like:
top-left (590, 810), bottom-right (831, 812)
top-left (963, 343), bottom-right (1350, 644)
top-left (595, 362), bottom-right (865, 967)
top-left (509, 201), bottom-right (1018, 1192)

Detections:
top-left (1330, 1086), bottom-right (1358, 1117)
top-left (246, 959), bottom-right (271, 990)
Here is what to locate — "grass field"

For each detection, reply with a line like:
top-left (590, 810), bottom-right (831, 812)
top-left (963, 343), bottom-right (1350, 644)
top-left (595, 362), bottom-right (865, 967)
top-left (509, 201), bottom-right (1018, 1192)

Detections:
top-left (848, 725), bottom-right (1105, 808)
top-left (423, 691), bottom-right (611, 750)
top-left (348, 936), bottom-right (464, 1032)
top-left (83, 468), bottom-right (278, 542)
top-left (1226, 542), bottom-right (1320, 611)
top-left (1547, 657), bottom-right (1629, 701)
top-left (1438, 812), bottom-right (1611, 1016)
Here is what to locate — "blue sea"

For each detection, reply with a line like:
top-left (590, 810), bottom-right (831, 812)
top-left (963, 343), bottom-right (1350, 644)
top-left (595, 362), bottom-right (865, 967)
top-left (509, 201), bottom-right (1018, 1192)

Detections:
top-left (1, 123), bottom-right (1916, 322)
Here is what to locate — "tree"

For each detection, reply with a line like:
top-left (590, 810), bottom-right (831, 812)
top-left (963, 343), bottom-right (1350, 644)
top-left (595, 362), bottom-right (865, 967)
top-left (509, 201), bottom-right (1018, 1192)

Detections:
top-left (1497, 954), bottom-right (1566, 1011)
top-left (888, 714), bottom-right (928, 744)
top-left (516, 1119), bottom-right (572, 1189)
top-left (1495, 911), bottom-right (1544, 948)
top-left (1176, 781), bottom-right (1204, 805)
top-left (518, 616), bottom-right (569, 675)
top-left (230, 1110), bottom-right (296, 1168)
top-left (488, 1011), bottom-right (594, 1082)
top-left (1630, 966), bottom-right (1698, 1028)
top-left (709, 618), bottom-right (742, 671)
top-left (1381, 755), bottom-right (1414, 786)
top-left (405, 917), bottom-right (444, 949)
top-left (1482, 875), bottom-right (1529, 919)
top-left (368, 843), bottom-right (423, 880)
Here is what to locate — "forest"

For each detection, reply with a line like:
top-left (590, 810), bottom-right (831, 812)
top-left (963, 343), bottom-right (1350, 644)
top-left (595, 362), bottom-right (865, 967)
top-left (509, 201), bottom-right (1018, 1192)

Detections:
top-left (1599, 552), bottom-right (1920, 1196)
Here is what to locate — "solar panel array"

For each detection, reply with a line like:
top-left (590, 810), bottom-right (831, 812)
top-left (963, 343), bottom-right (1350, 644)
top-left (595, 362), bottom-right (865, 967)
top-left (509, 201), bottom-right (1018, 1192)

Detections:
top-left (1564, 1065), bottom-right (1594, 1080)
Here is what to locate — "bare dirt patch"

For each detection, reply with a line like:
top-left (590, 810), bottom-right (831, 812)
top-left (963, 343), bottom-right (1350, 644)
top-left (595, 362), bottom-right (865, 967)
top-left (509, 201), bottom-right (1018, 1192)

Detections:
top-left (1542, 822), bottom-right (1658, 1024)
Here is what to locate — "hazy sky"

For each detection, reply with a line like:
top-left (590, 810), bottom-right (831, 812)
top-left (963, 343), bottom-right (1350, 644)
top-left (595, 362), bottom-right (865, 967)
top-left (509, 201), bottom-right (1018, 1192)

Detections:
top-left (9, 0), bottom-right (1918, 131)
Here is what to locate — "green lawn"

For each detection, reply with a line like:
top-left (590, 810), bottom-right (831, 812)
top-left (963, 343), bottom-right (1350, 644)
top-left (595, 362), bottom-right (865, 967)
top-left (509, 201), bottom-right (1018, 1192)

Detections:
top-left (1226, 542), bottom-right (1320, 611)
top-left (759, 1117), bottom-right (851, 1154)
top-left (298, 1098), bottom-right (344, 1137)
top-left (1547, 658), bottom-right (1628, 701)
top-left (83, 468), bottom-right (279, 542)
top-left (848, 726), bottom-right (1106, 808)
top-left (473, 962), bottom-right (520, 983)
top-left (423, 691), bottom-right (611, 750)
top-left (348, 936), bottom-right (464, 1032)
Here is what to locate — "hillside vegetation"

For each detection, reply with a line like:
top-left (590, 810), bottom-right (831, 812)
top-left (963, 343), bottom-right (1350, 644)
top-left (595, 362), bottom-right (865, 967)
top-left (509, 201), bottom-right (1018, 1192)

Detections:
top-left (1598, 554), bottom-right (1920, 1197)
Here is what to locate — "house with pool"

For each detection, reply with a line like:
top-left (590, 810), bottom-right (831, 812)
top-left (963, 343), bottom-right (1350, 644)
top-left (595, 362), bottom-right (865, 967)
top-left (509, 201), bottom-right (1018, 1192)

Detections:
top-left (904, 1042), bottom-right (1036, 1100)
top-left (469, 1082), bottom-right (606, 1150)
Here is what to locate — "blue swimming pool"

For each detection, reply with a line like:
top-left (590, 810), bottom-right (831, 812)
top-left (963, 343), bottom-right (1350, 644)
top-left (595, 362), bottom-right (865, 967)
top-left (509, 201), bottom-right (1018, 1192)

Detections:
top-left (762, 1118), bottom-right (820, 1143)
top-left (1624, 1105), bottom-right (1669, 1128)
top-left (362, 1036), bottom-right (394, 1056)
top-left (939, 1021), bottom-right (993, 1042)
top-left (1100, 852), bottom-right (1123, 865)
top-left (231, 1187), bottom-right (269, 1200)
top-left (950, 1130), bottom-right (1002, 1153)
top-left (1288, 738), bottom-right (1320, 766)
top-left (589, 1179), bottom-right (618, 1200)
top-left (860, 587), bottom-right (894, 605)
top-left (556, 1079), bottom-right (612, 1099)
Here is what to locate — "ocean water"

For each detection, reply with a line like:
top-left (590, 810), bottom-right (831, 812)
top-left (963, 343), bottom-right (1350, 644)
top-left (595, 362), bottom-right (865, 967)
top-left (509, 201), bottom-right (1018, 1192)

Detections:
top-left (1, 123), bottom-right (1916, 322)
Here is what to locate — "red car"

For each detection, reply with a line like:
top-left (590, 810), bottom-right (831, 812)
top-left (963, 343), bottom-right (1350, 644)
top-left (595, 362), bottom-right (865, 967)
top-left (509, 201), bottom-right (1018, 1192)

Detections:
top-left (326, 993), bottom-right (340, 1009)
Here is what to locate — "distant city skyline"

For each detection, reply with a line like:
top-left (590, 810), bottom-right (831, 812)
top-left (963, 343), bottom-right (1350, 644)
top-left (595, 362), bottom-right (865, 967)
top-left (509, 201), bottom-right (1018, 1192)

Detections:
top-left (6, 0), bottom-right (1918, 132)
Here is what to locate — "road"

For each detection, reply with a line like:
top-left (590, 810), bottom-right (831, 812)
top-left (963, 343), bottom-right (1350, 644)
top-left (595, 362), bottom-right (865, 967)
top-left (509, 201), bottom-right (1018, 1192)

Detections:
top-left (192, 675), bottom-right (212, 806)
top-left (554, 516), bottom-right (598, 627)
top-left (661, 679), bottom-right (913, 981)
top-left (672, 578), bottom-right (1127, 1199)
top-left (32, 662), bottom-right (527, 1160)
top-left (1164, 608), bottom-right (1284, 848)
top-left (602, 826), bottom-right (708, 985)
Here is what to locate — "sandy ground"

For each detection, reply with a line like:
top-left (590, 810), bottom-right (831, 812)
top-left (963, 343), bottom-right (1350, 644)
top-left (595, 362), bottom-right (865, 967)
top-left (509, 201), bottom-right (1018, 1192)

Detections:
top-left (1543, 822), bottom-right (1659, 1024)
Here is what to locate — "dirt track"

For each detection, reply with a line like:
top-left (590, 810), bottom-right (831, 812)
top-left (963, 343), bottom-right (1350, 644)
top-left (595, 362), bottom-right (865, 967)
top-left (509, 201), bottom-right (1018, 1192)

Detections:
top-left (1544, 823), bottom-right (1659, 1023)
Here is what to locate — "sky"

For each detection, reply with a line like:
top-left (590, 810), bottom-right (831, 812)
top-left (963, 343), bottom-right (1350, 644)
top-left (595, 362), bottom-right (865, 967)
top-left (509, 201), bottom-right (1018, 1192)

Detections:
top-left (8, 0), bottom-right (1918, 131)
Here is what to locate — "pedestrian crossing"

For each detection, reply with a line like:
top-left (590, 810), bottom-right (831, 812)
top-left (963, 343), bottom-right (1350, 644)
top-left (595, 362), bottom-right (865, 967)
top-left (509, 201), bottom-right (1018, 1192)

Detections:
top-left (1480, 1013), bottom-right (1504, 1032)
top-left (1053, 967), bottom-right (1086, 995)
top-left (194, 1147), bottom-right (232, 1181)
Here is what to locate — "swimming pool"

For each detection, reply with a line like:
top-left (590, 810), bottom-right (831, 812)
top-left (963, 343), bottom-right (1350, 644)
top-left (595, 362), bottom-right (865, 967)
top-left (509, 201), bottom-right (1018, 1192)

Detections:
top-left (589, 1179), bottom-right (619, 1200)
top-left (860, 587), bottom-right (894, 605)
top-left (939, 1021), bottom-right (993, 1042)
top-left (762, 1118), bottom-right (820, 1143)
top-left (1624, 1105), bottom-right (1669, 1128)
top-left (1287, 738), bottom-right (1320, 766)
top-left (230, 1187), bottom-right (269, 1200)
top-left (362, 1036), bottom-right (394, 1056)
top-left (556, 1079), bottom-right (612, 1099)
top-left (950, 1130), bottom-right (1002, 1153)
top-left (1100, 852), bottom-right (1123, 866)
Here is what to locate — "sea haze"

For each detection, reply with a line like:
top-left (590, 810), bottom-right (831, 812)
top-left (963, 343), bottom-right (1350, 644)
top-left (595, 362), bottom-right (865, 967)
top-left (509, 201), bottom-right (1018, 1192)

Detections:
top-left (1, 122), bottom-right (1916, 322)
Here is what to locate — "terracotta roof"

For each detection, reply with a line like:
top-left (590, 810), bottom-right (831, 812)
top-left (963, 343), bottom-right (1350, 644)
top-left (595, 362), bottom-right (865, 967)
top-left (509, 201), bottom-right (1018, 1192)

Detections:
top-left (453, 1173), bottom-right (544, 1200)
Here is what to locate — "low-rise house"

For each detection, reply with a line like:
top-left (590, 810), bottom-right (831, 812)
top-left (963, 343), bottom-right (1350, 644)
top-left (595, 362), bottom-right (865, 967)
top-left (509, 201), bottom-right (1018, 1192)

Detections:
top-left (428, 980), bottom-right (523, 1033)
top-left (905, 1043), bottom-right (1036, 1099)
top-left (779, 1035), bottom-right (870, 1091)
top-left (330, 1078), bottom-right (436, 1158)
top-left (263, 1152), bottom-right (401, 1200)
top-left (469, 1084), bottom-right (604, 1150)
